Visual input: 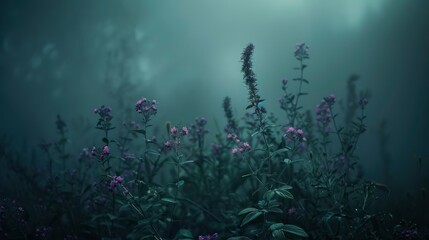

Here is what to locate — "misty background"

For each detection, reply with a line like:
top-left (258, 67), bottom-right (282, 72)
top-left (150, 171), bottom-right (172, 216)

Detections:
top-left (0, 0), bottom-right (428, 195)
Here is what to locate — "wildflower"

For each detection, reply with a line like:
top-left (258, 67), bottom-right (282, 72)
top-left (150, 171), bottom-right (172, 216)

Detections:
top-left (359, 97), bottom-right (369, 109)
top-left (109, 175), bottom-right (124, 191)
top-left (189, 117), bottom-right (209, 142)
top-left (94, 105), bottom-right (112, 121)
top-left (316, 94), bottom-right (336, 133)
top-left (231, 139), bottom-right (251, 156)
top-left (102, 145), bottom-right (110, 156)
top-left (288, 207), bottom-right (297, 215)
top-left (294, 43), bottom-right (309, 61)
top-left (284, 127), bottom-right (306, 143)
top-left (180, 126), bottom-right (189, 136)
top-left (163, 140), bottom-right (172, 152)
top-left (135, 97), bottom-right (157, 121)
top-left (199, 233), bottom-right (219, 240)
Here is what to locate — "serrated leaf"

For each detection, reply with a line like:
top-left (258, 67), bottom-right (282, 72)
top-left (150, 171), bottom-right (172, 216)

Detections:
top-left (238, 207), bottom-right (258, 215)
top-left (240, 211), bottom-right (262, 227)
top-left (283, 224), bottom-right (309, 237)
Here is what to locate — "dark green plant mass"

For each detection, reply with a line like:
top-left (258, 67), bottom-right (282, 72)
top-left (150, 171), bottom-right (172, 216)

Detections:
top-left (1, 43), bottom-right (428, 240)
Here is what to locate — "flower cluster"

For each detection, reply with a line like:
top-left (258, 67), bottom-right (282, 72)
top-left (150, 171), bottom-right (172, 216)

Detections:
top-left (94, 105), bottom-right (113, 122)
top-left (189, 117), bottom-right (209, 142)
top-left (294, 42), bottom-right (309, 61)
top-left (108, 175), bottom-right (124, 191)
top-left (316, 94), bottom-right (336, 133)
top-left (228, 134), bottom-right (251, 155)
top-left (358, 97), bottom-right (369, 109)
top-left (284, 127), bottom-right (306, 143)
top-left (198, 233), bottom-right (219, 240)
top-left (135, 98), bottom-right (157, 121)
top-left (90, 145), bottom-right (110, 160)
top-left (162, 126), bottom-right (189, 152)
top-left (94, 105), bottom-right (113, 131)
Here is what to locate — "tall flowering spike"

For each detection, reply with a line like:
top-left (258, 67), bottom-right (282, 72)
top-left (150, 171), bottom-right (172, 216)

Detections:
top-left (241, 43), bottom-right (260, 107)
top-left (223, 96), bottom-right (238, 134)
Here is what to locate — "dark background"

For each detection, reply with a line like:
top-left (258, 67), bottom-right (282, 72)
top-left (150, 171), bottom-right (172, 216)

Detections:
top-left (0, 0), bottom-right (428, 194)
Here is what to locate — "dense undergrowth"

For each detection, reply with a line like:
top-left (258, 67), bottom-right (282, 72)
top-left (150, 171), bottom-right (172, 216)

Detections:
top-left (1, 43), bottom-right (428, 239)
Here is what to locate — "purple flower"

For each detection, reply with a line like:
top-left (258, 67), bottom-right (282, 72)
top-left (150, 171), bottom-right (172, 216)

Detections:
top-left (94, 105), bottom-right (113, 121)
top-left (284, 127), bottom-right (306, 143)
top-left (231, 139), bottom-right (251, 156)
top-left (180, 126), bottom-right (189, 136)
top-left (102, 145), bottom-right (110, 156)
top-left (136, 97), bottom-right (157, 121)
top-left (163, 140), bottom-right (173, 152)
top-left (316, 94), bottom-right (336, 133)
top-left (109, 176), bottom-right (124, 191)
top-left (294, 43), bottom-right (309, 61)
top-left (359, 97), bottom-right (368, 108)
top-left (199, 233), bottom-right (219, 240)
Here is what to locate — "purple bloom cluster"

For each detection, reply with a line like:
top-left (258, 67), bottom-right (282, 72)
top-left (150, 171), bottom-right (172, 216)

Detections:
top-left (294, 43), bottom-right (309, 61)
top-left (316, 94), bottom-right (336, 132)
top-left (227, 134), bottom-right (251, 155)
top-left (109, 175), bottom-right (124, 191)
top-left (359, 97), bottom-right (369, 109)
top-left (189, 117), bottom-right (209, 142)
top-left (94, 105), bottom-right (113, 122)
top-left (162, 126), bottom-right (189, 152)
top-left (90, 145), bottom-right (110, 160)
top-left (135, 98), bottom-right (157, 121)
top-left (198, 233), bottom-right (219, 240)
top-left (284, 127), bottom-right (306, 143)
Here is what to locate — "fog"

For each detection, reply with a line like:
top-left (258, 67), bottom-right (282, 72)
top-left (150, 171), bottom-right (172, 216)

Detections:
top-left (1, 0), bottom-right (428, 191)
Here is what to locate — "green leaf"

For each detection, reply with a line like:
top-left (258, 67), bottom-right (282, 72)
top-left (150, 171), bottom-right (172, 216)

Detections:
top-left (283, 158), bottom-right (292, 164)
top-left (270, 223), bottom-right (285, 231)
top-left (132, 129), bottom-right (146, 135)
top-left (283, 224), bottom-right (309, 237)
top-left (240, 211), bottom-right (262, 227)
top-left (279, 185), bottom-right (293, 190)
top-left (272, 229), bottom-right (286, 239)
top-left (176, 180), bottom-right (185, 188)
top-left (161, 198), bottom-right (177, 204)
top-left (274, 189), bottom-right (294, 199)
top-left (176, 229), bottom-right (193, 239)
top-left (180, 160), bottom-right (195, 165)
top-left (238, 207), bottom-right (258, 215)
top-left (251, 131), bottom-right (260, 137)
top-left (268, 208), bottom-right (283, 214)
